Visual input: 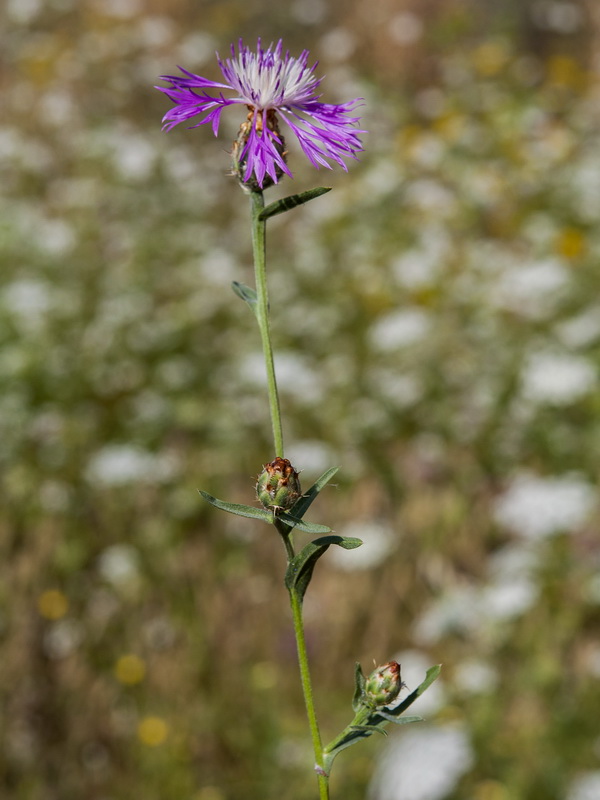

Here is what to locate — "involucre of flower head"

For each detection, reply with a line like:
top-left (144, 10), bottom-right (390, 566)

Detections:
top-left (156, 39), bottom-right (364, 189)
top-left (364, 661), bottom-right (404, 708)
top-left (256, 456), bottom-right (302, 511)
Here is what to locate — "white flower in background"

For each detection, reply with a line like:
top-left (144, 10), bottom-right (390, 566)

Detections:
top-left (392, 249), bottom-right (440, 289)
top-left (391, 226), bottom-right (448, 288)
top-left (391, 650), bottom-right (446, 716)
top-left (566, 771), bottom-right (600, 800)
top-left (584, 644), bottom-right (600, 678)
top-left (481, 577), bottom-right (538, 620)
top-left (407, 135), bottom-right (445, 169)
top-left (389, 12), bottom-right (423, 45)
top-left (369, 309), bottom-right (431, 351)
top-left (556, 306), bottom-right (600, 348)
top-left (239, 351), bottom-right (324, 404)
top-left (97, 545), bottom-right (140, 586)
top-left (286, 440), bottom-right (336, 474)
top-left (86, 445), bottom-right (179, 486)
top-left (317, 28), bottom-right (356, 61)
top-left (488, 542), bottom-right (539, 581)
top-left (493, 472), bottom-right (596, 539)
top-left (405, 178), bottom-right (455, 214)
top-left (493, 257), bottom-right (569, 319)
top-left (416, 545), bottom-right (538, 642)
top-left (43, 620), bottom-right (83, 660)
top-left (328, 521), bottom-right (396, 571)
top-left (480, 543), bottom-right (539, 619)
top-left (414, 584), bottom-right (483, 644)
top-left (372, 370), bottom-right (423, 408)
top-left (112, 134), bottom-right (157, 180)
top-left (37, 218), bottom-right (76, 255)
top-left (369, 724), bottom-right (473, 800)
top-left (2, 279), bottom-right (51, 319)
top-left (521, 351), bottom-right (596, 405)
top-left (360, 159), bottom-right (403, 198)
top-left (586, 573), bottom-right (600, 605)
top-left (454, 660), bottom-right (498, 694)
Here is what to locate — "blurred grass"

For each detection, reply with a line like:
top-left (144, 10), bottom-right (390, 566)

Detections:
top-left (1, 1), bottom-right (600, 799)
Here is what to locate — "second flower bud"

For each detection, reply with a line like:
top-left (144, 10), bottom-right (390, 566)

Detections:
top-left (256, 457), bottom-right (302, 512)
top-left (364, 661), bottom-right (404, 709)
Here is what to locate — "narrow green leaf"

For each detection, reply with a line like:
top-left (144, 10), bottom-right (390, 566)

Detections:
top-left (276, 511), bottom-right (331, 535)
top-left (231, 281), bottom-right (258, 316)
top-left (287, 466), bottom-right (339, 522)
top-left (312, 535), bottom-right (362, 549)
top-left (352, 662), bottom-right (366, 712)
top-left (259, 187), bottom-right (332, 220)
top-left (199, 491), bottom-right (274, 524)
top-left (349, 725), bottom-right (388, 736)
top-left (382, 664), bottom-right (442, 720)
top-left (377, 713), bottom-right (424, 726)
top-left (285, 535), bottom-right (362, 602)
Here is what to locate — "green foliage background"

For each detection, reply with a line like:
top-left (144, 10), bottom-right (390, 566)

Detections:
top-left (1, 1), bottom-right (599, 799)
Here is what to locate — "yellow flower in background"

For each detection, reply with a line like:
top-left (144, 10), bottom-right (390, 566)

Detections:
top-left (115, 654), bottom-right (146, 685)
top-left (38, 589), bottom-right (69, 620)
top-left (472, 41), bottom-right (509, 77)
top-left (195, 788), bottom-right (225, 800)
top-left (547, 55), bottom-right (584, 89)
top-left (251, 660), bottom-right (277, 691)
top-left (138, 716), bottom-right (169, 747)
top-left (556, 227), bottom-right (585, 260)
top-left (473, 779), bottom-right (510, 800)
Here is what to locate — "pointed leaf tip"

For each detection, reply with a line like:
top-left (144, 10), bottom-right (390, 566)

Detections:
top-left (231, 281), bottom-right (258, 316)
top-left (287, 466), bottom-right (339, 522)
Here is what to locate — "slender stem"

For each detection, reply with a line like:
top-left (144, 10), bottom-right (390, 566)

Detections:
top-left (289, 587), bottom-right (330, 800)
top-left (249, 190), bottom-right (284, 457)
top-left (250, 194), bottom-right (326, 797)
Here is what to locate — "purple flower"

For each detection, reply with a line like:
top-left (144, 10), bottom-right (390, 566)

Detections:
top-left (157, 39), bottom-right (364, 188)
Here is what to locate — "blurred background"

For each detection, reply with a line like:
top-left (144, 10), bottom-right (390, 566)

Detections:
top-left (1, 1), bottom-right (600, 799)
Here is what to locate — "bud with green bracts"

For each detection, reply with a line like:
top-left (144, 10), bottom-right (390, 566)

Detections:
top-left (256, 457), bottom-right (302, 512)
top-left (363, 661), bottom-right (404, 709)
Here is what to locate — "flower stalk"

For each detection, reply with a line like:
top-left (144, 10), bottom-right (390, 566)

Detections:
top-left (250, 187), bottom-right (329, 796)
top-left (276, 517), bottom-right (330, 800)
top-left (249, 189), bottom-right (284, 456)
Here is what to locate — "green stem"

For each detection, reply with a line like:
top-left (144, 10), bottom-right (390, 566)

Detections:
top-left (289, 587), bottom-right (330, 800)
top-left (250, 190), bottom-right (284, 458)
top-left (323, 707), bottom-right (371, 755)
top-left (250, 193), bottom-right (326, 797)
top-left (274, 519), bottom-right (328, 797)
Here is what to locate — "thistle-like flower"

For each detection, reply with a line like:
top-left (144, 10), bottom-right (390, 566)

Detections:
top-left (157, 39), bottom-right (364, 189)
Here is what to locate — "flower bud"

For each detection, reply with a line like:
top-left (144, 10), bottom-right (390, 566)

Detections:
top-left (364, 661), bottom-right (403, 708)
top-left (256, 457), bottom-right (301, 512)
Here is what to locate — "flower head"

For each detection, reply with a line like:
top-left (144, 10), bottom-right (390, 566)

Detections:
top-left (363, 661), bottom-right (404, 708)
top-left (157, 39), bottom-right (364, 189)
top-left (256, 457), bottom-right (302, 511)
